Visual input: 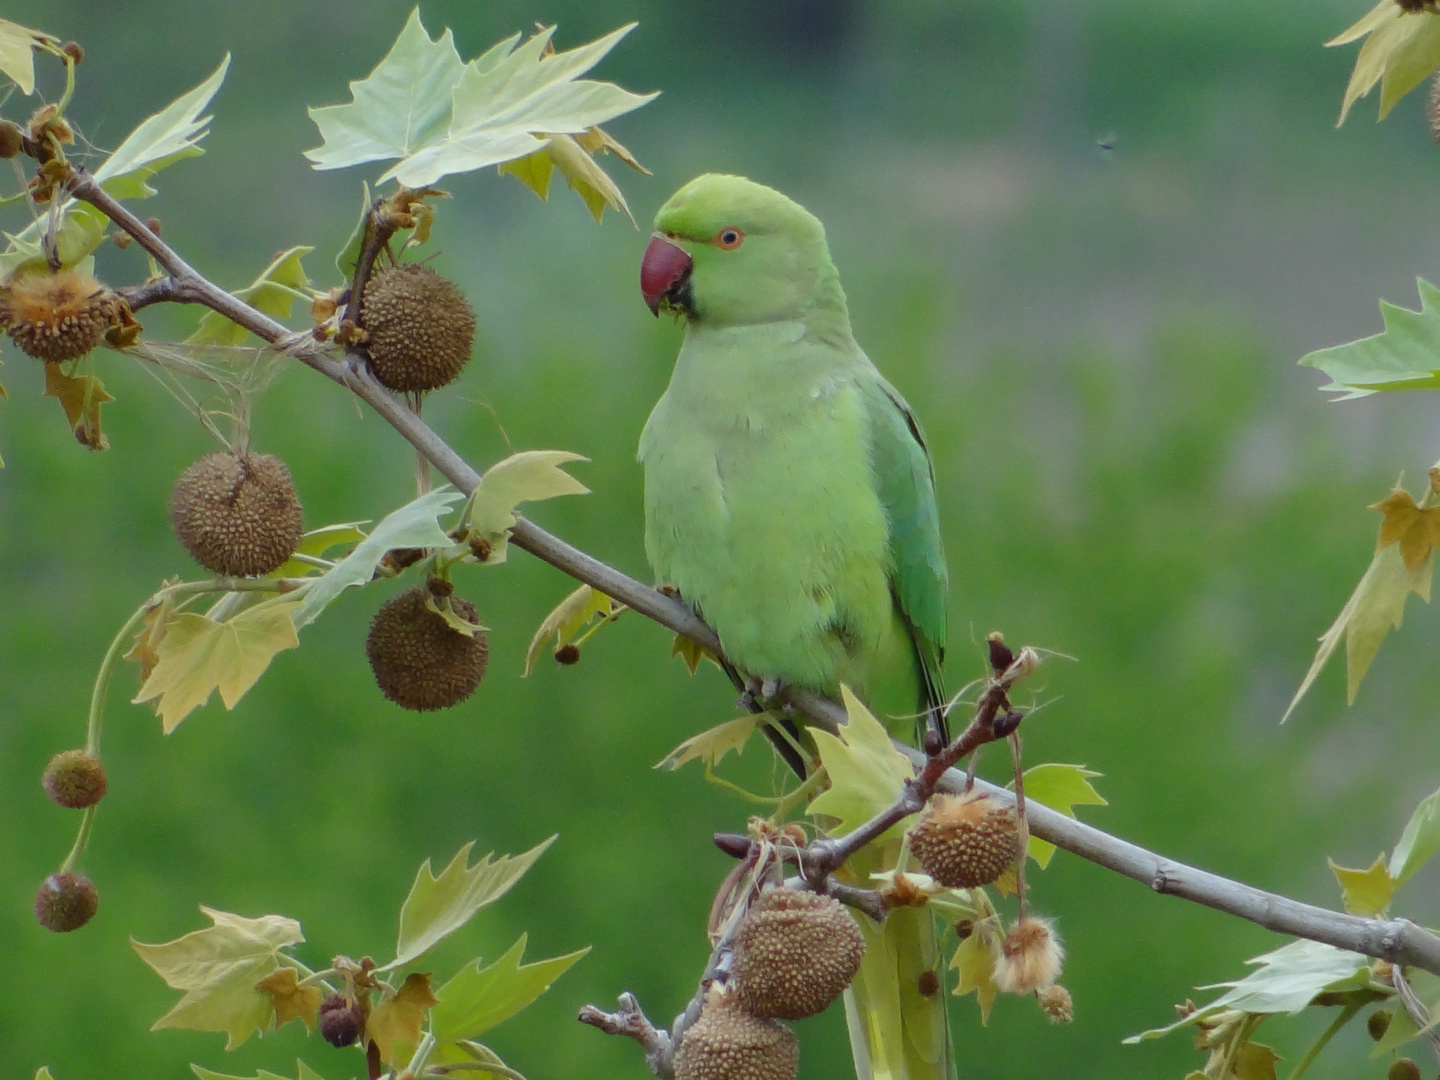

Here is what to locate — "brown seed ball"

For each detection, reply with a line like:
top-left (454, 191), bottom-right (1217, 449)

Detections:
top-left (908, 791), bottom-right (1025, 889)
top-left (366, 586), bottom-right (488, 710)
top-left (319, 993), bottom-right (363, 1047)
top-left (732, 887), bottom-right (866, 1020)
top-left (1368, 1009), bottom-right (1392, 1041)
top-left (170, 452), bottom-right (304, 576)
top-left (673, 987), bottom-right (798, 1080)
top-left (34, 871), bottom-right (98, 932)
top-left (0, 271), bottom-right (120, 362)
top-left (0, 120), bottom-right (22, 159)
top-left (42, 749), bottom-right (107, 808)
top-left (360, 263), bottom-right (475, 392)
top-left (1388, 1058), bottom-right (1421, 1080)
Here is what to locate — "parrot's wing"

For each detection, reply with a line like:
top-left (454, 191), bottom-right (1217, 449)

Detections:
top-left (862, 373), bottom-right (949, 737)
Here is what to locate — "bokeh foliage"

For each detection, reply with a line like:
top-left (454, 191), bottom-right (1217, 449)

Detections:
top-left (6, 2), bottom-right (1440, 1078)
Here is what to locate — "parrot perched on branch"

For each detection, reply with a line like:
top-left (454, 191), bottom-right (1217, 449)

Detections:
top-left (638, 173), bottom-right (954, 1080)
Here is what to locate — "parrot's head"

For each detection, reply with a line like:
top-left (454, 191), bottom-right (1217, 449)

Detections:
top-left (641, 174), bottom-right (838, 328)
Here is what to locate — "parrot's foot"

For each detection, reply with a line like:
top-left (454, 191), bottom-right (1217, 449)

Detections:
top-left (738, 674), bottom-right (788, 712)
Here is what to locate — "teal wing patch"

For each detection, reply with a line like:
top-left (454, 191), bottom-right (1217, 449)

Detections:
top-left (861, 372), bottom-right (949, 721)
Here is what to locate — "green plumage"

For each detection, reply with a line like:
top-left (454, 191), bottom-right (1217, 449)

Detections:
top-left (640, 174), bottom-right (954, 1080)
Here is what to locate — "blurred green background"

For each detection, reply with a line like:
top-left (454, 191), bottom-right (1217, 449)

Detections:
top-left (5, 1), bottom-right (1440, 1077)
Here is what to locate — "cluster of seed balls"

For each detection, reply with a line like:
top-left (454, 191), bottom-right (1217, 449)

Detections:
top-left (675, 886), bottom-right (866, 1080)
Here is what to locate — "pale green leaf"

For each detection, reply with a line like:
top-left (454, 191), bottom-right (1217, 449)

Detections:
top-left (1391, 785), bottom-right (1440, 885)
top-left (808, 686), bottom-right (915, 838)
top-left (270, 522), bottom-right (369, 579)
top-left (133, 600), bottom-right (302, 733)
top-left (1300, 279), bottom-right (1440, 399)
top-left (948, 919), bottom-right (1000, 1024)
top-left (1327, 854), bottom-right (1396, 917)
top-left (0, 19), bottom-right (56, 95)
top-left (191, 1062), bottom-right (333, 1080)
top-left (189, 247), bottom-right (315, 346)
top-left (1330, 3), bottom-right (1440, 123)
top-left (134, 907), bottom-right (303, 1050)
top-left (655, 714), bottom-right (761, 771)
top-left (432, 935), bottom-right (588, 1043)
top-left (305, 9), bottom-right (466, 171)
top-left (1371, 968), bottom-right (1440, 1055)
top-left (334, 181), bottom-right (372, 278)
top-left (1284, 541), bottom-right (1431, 721)
top-left (33, 1069), bottom-right (55, 1080)
top-left (385, 25), bottom-right (657, 188)
top-left (1009, 763), bottom-right (1106, 869)
top-left (290, 487), bottom-right (462, 629)
top-left (464, 451), bottom-right (588, 564)
top-left (391, 837), bottom-right (556, 970)
top-left (524, 583), bottom-right (616, 674)
top-left (1124, 939), bottom-right (1372, 1043)
top-left (500, 132), bottom-right (637, 225)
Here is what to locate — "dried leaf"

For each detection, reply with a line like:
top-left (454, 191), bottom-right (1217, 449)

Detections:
top-left (255, 967), bottom-right (322, 1032)
top-left (463, 451), bottom-right (588, 564)
top-left (368, 972), bottom-right (439, 1064)
top-left (524, 584), bottom-right (616, 675)
top-left (43, 363), bottom-right (114, 451)
top-left (124, 588), bottom-right (179, 685)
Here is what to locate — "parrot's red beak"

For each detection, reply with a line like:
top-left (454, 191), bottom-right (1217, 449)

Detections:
top-left (641, 233), bottom-right (693, 317)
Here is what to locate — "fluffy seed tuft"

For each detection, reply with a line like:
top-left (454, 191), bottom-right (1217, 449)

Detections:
top-left (993, 916), bottom-right (1063, 995)
top-left (0, 271), bottom-right (122, 362)
top-left (1037, 983), bottom-right (1074, 1023)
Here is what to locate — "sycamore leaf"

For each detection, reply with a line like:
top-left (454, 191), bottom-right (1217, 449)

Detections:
top-left (1391, 785), bottom-right (1440, 885)
top-left (1301, 279), bottom-right (1440, 398)
top-left (671, 632), bottom-right (720, 675)
top-left (133, 600), bottom-right (302, 733)
top-left (189, 248), bottom-right (315, 347)
top-left (656, 714), bottom-right (761, 771)
top-left (1371, 967), bottom-right (1440, 1055)
top-left (432, 935), bottom-right (588, 1044)
top-left (270, 522), bottom-right (369, 579)
top-left (305, 9), bottom-right (466, 171)
top-left (524, 584), bottom-right (616, 674)
top-left (808, 686), bottom-right (915, 838)
top-left (1372, 487), bottom-right (1440, 570)
top-left (463, 451), bottom-right (588, 564)
top-left (0, 19), bottom-right (57, 95)
top-left (949, 922), bottom-right (1001, 1024)
top-left (1125, 939), bottom-right (1372, 1043)
top-left (43, 363), bottom-right (114, 451)
top-left (290, 487), bottom-right (461, 629)
top-left (1329, 2), bottom-right (1440, 123)
top-left (191, 1063), bottom-right (332, 1080)
top-left (1327, 855), bottom-right (1395, 917)
top-left (1229, 1042), bottom-right (1281, 1080)
top-left (384, 25), bottom-right (657, 188)
top-left (124, 588), bottom-right (179, 685)
top-left (499, 127), bottom-right (643, 225)
top-left (134, 907), bottom-right (304, 1050)
top-left (1284, 541), bottom-right (1431, 722)
top-left (430, 1041), bottom-right (521, 1074)
top-left (369, 972), bottom-right (439, 1064)
top-left (255, 967), bottom-right (321, 1032)
top-left (1009, 764), bottom-right (1106, 869)
top-left (391, 837), bottom-right (556, 970)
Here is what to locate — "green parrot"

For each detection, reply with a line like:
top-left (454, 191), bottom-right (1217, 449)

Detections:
top-left (638, 173), bottom-right (954, 1080)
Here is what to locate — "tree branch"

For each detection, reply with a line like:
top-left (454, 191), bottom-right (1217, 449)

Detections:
top-left (63, 166), bottom-right (1440, 983)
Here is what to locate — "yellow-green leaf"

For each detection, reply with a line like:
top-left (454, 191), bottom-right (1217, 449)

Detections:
top-left (191, 1062), bottom-right (332, 1080)
top-left (188, 247), bottom-right (315, 347)
top-left (391, 837), bottom-right (556, 970)
top-left (133, 600), bottom-right (302, 733)
top-left (431, 935), bottom-right (588, 1044)
top-left (464, 451), bottom-right (588, 564)
top-left (1327, 854), bottom-right (1395, 917)
top-left (671, 632), bottom-right (720, 675)
top-left (43, 363), bottom-right (114, 451)
top-left (807, 686), bottom-right (915, 838)
top-left (34, 1069), bottom-right (55, 1080)
top-left (0, 19), bottom-right (57, 95)
top-left (655, 714), bottom-right (761, 771)
top-left (369, 972), bottom-right (440, 1064)
top-left (949, 921), bottom-right (1000, 1024)
top-left (1370, 967), bottom-right (1440, 1055)
top-left (270, 522), bottom-right (369, 579)
top-left (1330, 2), bottom-right (1440, 123)
top-left (1284, 540), bottom-right (1431, 721)
top-left (134, 907), bottom-right (304, 1050)
top-left (524, 583), bottom-right (616, 675)
top-left (255, 967), bottom-right (322, 1032)
top-left (1010, 763), bottom-right (1106, 869)
top-left (1391, 784), bottom-right (1440, 885)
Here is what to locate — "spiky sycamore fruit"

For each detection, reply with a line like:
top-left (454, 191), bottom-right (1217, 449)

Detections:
top-left (992, 916), bottom-right (1063, 995)
top-left (42, 748), bottom-right (107, 808)
top-left (319, 993), bottom-right (363, 1047)
top-left (366, 585), bottom-right (488, 710)
top-left (732, 887), bottom-right (866, 1020)
top-left (34, 871), bottom-right (98, 932)
top-left (673, 986), bottom-right (798, 1080)
top-left (170, 452), bottom-right (304, 576)
top-left (0, 270), bottom-right (121, 362)
top-left (361, 263), bottom-right (476, 392)
top-left (908, 790), bottom-right (1024, 889)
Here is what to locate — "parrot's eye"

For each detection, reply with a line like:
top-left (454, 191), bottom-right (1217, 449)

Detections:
top-left (715, 227), bottom-right (744, 250)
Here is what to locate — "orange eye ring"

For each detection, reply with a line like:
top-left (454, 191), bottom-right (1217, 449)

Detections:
top-left (714, 227), bottom-right (745, 250)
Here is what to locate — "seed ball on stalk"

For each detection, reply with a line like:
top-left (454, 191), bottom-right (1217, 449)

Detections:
top-left (732, 887), bottom-right (866, 1020)
top-left (673, 986), bottom-right (798, 1080)
top-left (170, 452), bottom-right (304, 576)
top-left (42, 748), bottom-right (108, 808)
top-left (34, 871), bottom-right (98, 932)
top-left (0, 270), bottom-right (122, 362)
top-left (319, 993), bottom-right (364, 1047)
top-left (365, 584), bottom-right (489, 710)
top-left (360, 263), bottom-right (475, 392)
top-left (907, 790), bottom-right (1025, 889)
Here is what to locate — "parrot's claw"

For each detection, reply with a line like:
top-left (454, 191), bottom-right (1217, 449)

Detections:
top-left (738, 674), bottom-right (788, 712)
